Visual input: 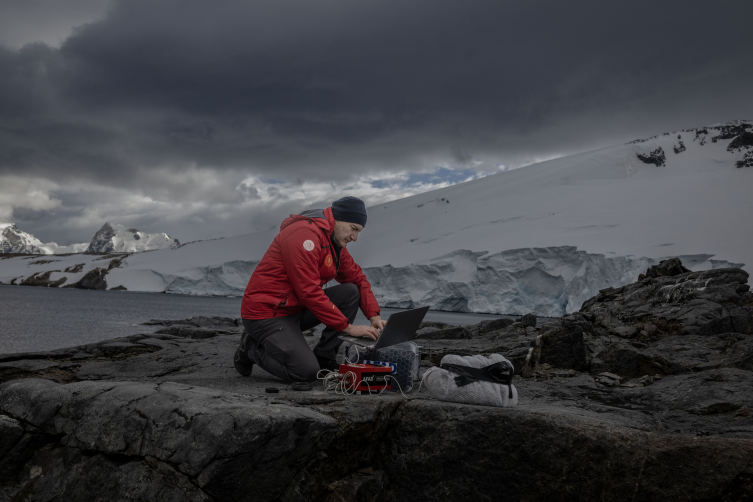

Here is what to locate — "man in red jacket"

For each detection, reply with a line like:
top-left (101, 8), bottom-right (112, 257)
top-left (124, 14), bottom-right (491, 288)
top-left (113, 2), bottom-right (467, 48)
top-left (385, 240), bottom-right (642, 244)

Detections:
top-left (235, 196), bottom-right (385, 383)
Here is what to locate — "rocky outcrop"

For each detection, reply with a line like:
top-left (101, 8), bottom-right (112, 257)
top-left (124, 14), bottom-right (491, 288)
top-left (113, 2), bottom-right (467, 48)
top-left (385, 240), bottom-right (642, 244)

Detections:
top-left (67, 267), bottom-right (109, 290)
top-left (0, 261), bottom-right (751, 501)
top-left (86, 222), bottom-right (118, 252)
top-left (19, 270), bottom-right (67, 287)
top-left (641, 257), bottom-right (691, 279)
top-left (637, 146), bottom-right (667, 166)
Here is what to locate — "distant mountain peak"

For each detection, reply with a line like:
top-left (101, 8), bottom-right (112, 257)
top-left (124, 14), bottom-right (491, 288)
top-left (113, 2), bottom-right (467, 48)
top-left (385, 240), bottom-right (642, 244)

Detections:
top-left (1, 223), bottom-right (89, 255)
top-left (86, 223), bottom-right (180, 253)
top-left (1, 223), bottom-right (44, 254)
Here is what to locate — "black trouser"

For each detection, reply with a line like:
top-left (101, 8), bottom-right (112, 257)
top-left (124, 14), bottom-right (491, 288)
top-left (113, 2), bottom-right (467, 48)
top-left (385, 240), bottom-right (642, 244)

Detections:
top-left (239, 283), bottom-right (360, 382)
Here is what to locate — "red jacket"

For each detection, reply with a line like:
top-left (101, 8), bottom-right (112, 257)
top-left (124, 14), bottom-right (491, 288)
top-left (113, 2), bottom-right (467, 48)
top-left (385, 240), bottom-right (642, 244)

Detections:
top-left (241, 207), bottom-right (380, 331)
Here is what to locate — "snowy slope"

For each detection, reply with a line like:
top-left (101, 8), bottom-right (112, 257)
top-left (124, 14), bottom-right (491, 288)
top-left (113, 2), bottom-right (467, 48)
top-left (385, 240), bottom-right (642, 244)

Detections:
top-left (358, 121), bottom-right (752, 269)
top-left (87, 223), bottom-right (180, 253)
top-left (1, 121), bottom-right (751, 315)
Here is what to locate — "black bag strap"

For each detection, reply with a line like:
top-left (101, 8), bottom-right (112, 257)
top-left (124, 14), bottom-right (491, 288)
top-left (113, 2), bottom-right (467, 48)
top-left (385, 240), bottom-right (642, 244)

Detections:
top-left (440, 361), bottom-right (515, 398)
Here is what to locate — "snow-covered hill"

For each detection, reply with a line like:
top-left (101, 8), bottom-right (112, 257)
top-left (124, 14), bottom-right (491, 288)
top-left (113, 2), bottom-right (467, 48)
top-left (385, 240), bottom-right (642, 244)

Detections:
top-left (1, 121), bottom-right (751, 315)
top-left (86, 223), bottom-right (180, 253)
top-left (0, 223), bottom-right (88, 255)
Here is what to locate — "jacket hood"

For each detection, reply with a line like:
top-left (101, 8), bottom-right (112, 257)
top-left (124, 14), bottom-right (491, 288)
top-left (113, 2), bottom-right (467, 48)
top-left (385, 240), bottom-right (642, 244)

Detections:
top-left (280, 207), bottom-right (335, 234)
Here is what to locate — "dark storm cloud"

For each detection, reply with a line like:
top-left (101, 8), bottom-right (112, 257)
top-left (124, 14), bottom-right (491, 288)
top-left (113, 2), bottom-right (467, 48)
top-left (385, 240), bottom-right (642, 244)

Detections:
top-left (1, 0), bottom-right (753, 242)
top-left (2, 0), bottom-right (752, 181)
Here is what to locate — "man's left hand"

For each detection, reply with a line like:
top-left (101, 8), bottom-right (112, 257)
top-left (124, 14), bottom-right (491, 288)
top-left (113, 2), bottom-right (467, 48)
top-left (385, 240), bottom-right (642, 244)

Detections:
top-left (369, 315), bottom-right (387, 331)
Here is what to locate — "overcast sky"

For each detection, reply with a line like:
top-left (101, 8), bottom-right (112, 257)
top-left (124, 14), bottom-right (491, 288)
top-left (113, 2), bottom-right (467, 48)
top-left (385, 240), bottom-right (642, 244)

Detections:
top-left (1, 0), bottom-right (752, 245)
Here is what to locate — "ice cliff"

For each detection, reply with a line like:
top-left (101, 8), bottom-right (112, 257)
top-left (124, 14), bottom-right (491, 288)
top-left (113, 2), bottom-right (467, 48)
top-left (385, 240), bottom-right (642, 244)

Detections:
top-left (364, 247), bottom-right (742, 317)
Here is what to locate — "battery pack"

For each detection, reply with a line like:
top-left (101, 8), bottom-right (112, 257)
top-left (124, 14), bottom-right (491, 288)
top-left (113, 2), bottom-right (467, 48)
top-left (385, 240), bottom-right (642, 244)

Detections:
top-left (338, 363), bottom-right (392, 393)
top-left (346, 342), bottom-right (420, 393)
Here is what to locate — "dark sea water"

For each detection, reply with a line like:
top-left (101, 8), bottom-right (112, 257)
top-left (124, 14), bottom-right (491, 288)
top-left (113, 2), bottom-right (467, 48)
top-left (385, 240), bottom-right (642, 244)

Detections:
top-left (0, 285), bottom-right (509, 355)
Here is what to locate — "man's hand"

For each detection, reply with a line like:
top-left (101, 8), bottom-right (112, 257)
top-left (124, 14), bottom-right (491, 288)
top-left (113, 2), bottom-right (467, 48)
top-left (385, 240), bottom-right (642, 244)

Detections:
top-left (369, 315), bottom-right (387, 331)
top-left (343, 324), bottom-right (381, 340)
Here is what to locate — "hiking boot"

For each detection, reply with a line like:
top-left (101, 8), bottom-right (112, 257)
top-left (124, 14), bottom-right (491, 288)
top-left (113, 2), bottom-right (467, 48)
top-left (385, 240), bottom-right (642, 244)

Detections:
top-left (234, 347), bottom-right (254, 376)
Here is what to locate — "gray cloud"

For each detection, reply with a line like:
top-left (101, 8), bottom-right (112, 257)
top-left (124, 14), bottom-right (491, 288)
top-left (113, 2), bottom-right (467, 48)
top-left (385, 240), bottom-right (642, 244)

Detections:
top-left (1, 0), bottom-right (752, 243)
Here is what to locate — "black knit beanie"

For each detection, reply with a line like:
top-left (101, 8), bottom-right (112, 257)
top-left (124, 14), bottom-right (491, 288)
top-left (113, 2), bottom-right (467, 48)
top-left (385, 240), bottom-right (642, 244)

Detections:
top-left (331, 196), bottom-right (367, 227)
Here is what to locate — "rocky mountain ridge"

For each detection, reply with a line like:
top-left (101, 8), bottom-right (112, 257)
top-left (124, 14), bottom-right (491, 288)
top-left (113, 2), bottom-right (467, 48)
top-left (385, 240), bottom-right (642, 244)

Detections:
top-left (0, 224), bottom-right (88, 255)
top-left (631, 119), bottom-right (753, 168)
top-left (0, 221), bottom-right (179, 255)
top-left (86, 222), bottom-right (180, 253)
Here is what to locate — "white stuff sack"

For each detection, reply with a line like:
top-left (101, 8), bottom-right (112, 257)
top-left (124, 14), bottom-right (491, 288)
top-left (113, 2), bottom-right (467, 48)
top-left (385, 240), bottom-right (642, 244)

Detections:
top-left (423, 353), bottom-right (518, 407)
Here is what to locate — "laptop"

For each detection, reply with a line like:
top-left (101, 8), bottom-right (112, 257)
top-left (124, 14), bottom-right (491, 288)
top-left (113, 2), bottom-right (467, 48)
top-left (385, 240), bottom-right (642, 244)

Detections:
top-left (338, 306), bottom-right (430, 350)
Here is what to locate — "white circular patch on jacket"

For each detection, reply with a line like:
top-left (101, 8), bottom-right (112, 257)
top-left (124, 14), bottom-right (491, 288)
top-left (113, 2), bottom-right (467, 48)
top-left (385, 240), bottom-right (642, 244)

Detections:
top-left (303, 240), bottom-right (315, 251)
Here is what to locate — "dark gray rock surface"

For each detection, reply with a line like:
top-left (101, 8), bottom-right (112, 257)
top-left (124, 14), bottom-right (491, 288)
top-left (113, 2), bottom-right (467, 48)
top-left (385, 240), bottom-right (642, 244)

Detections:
top-left (0, 262), bottom-right (751, 501)
top-left (87, 222), bottom-right (119, 253)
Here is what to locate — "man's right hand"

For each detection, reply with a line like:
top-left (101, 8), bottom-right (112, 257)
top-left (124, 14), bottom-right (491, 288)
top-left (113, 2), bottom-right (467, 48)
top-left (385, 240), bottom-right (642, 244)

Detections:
top-left (343, 324), bottom-right (381, 340)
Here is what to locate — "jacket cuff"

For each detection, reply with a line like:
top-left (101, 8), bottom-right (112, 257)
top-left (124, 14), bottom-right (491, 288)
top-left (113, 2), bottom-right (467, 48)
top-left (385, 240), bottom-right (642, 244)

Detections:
top-left (332, 319), bottom-right (350, 333)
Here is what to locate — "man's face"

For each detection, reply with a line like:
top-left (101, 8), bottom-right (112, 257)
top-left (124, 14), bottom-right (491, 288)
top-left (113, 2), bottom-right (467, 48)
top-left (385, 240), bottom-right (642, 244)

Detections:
top-left (332, 220), bottom-right (363, 248)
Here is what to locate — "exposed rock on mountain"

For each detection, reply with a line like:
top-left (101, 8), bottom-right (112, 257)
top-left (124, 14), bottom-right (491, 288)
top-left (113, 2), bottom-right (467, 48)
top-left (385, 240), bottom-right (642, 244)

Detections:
top-left (0, 260), bottom-right (751, 501)
top-left (673, 137), bottom-right (686, 154)
top-left (87, 222), bottom-right (180, 253)
top-left (637, 146), bottom-right (666, 166)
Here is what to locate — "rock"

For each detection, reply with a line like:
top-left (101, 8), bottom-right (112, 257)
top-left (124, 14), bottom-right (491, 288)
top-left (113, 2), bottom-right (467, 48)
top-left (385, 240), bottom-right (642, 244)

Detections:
top-left (1, 269), bottom-right (753, 502)
top-left (580, 266), bottom-right (750, 339)
top-left (519, 312), bottom-right (537, 328)
top-left (637, 146), bottom-right (666, 166)
top-left (539, 325), bottom-right (587, 371)
top-left (109, 285), bottom-right (128, 291)
top-left (187, 316), bottom-right (238, 328)
top-left (68, 267), bottom-right (109, 290)
top-left (8, 447), bottom-right (209, 501)
top-left (154, 326), bottom-right (225, 339)
top-left (379, 399), bottom-right (753, 501)
top-left (598, 372), bottom-right (622, 381)
top-left (478, 318), bottom-right (514, 333)
top-left (19, 270), bottom-right (66, 287)
top-left (0, 379), bottom-right (335, 502)
top-left (414, 326), bottom-right (471, 340)
top-left (324, 470), bottom-right (385, 502)
top-left (418, 321), bottom-right (454, 330)
top-left (645, 258), bottom-right (691, 278)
